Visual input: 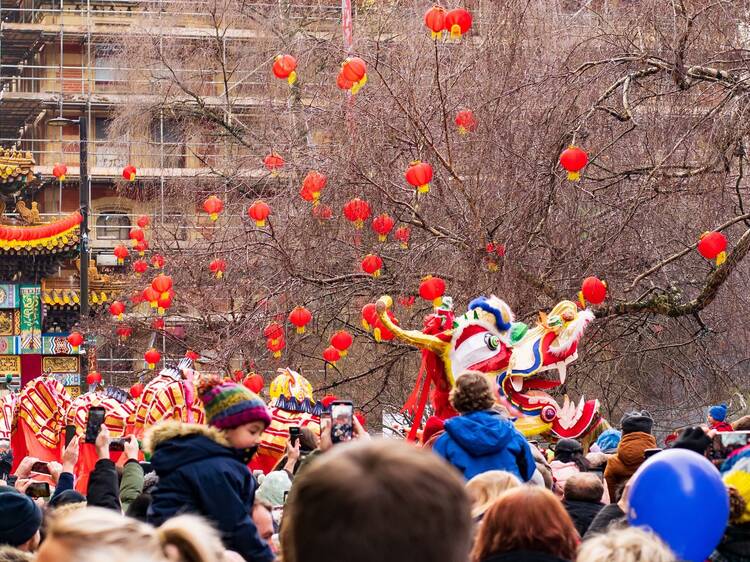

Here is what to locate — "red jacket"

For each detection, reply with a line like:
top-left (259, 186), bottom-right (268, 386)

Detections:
top-left (711, 421), bottom-right (734, 432)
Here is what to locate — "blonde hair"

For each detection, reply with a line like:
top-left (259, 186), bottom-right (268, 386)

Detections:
top-left (466, 470), bottom-right (521, 518)
top-left (577, 527), bottom-right (676, 562)
top-left (44, 507), bottom-right (223, 562)
top-left (0, 546), bottom-right (33, 562)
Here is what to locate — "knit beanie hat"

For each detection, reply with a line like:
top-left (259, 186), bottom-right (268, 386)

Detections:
top-left (422, 416), bottom-right (445, 444)
top-left (0, 490), bottom-right (42, 547)
top-left (256, 470), bottom-right (292, 507)
top-left (709, 403), bottom-right (728, 422)
top-left (47, 489), bottom-right (86, 509)
top-left (620, 410), bottom-right (653, 434)
top-left (199, 377), bottom-right (271, 430)
top-left (595, 428), bottom-right (622, 453)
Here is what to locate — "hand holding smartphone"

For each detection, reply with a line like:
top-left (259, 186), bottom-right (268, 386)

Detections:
top-left (85, 407), bottom-right (106, 443)
top-left (289, 426), bottom-right (300, 447)
top-left (330, 401), bottom-right (354, 444)
top-left (25, 481), bottom-right (51, 498)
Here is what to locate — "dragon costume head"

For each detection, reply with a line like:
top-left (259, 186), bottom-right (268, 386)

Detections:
top-left (376, 294), bottom-right (601, 439)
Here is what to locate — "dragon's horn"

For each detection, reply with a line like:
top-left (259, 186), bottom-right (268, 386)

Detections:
top-left (376, 296), bottom-right (450, 354)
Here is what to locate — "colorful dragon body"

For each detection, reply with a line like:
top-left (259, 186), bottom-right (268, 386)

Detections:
top-left (375, 294), bottom-right (606, 441)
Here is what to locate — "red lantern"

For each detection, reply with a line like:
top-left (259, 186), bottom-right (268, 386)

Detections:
top-left (150, 254), bottom-right (165, 269)
top-left (419, 275), bottom-right (446, 307)
top-left (144, 348), bottom-right (161, 369)
top-left (134, 240), bottom-right (148, 255)
top-left (289, 306), bottom-right (312, 334)
top-left (243, 373), bottom-right (265, 394)
top-left (122, 165), bottom-right (137, 181)
top-left (116, 325), bottom-right (132, 341)
top-left (203, 195), bottom-right (224, 221)
top-left (343, 198), bottom-right (371, 229)
top-left (151, 274), bottom-right (173, 298)
top-left (424, 5), bottom-right (446, 39)
top-left (137, 215), bottom-right (150, 229)
top-left (157, 293), bottom-right (172, 315)
top-left (322, 346), bottom-right (341, 365)
top-left (86, 371), bottom-right (102, 385)
top-left (405, 161), bottom-right (434, 193)
top-left (264, 322), bottom-right (284, 344)
top-left (372, 213), bottom-right (395, 242)
top-left (301, 171), bottom-right (327, 205)
top-left (209, 258), bottom-right (227, 279)
top-left (129, 382), bottom-right (144, 398)
top-left (143, 287), bottom-right (160, 308)
top-left (133, 259), bottom-right (148, 274)
top-left (444, 8), bottom-right (472, 40)
top-left (53, 163), bottom-right (68, 181)
top-left (342, 57), bottom-right (367, 94)
top-left (312, 204), bottom-right (333, 221)
top-left (264, 152), bottom-right (285, 175)
top-left (698, 231), bottom-right (727, 265)
top-left (272, 54), bottom-right (298, 85)
top-left (66, 331), bottom-right (84, 351)
top-left (331, 330), bottom-right (353, 356)
top-left (455, 109), bottom-right (477, 134)
top-left (248, 201), bottom-right (271, 227)
top-left (361, 254), bottom-right (383, 277)
top-left (185, 350), bottom-right (200, 361)
top-left (394, 226), bottom-right (411, 249)
top-left (152, 317), bottom-right (165, 330)
top-left (579, 276), bottom-right (607, 307)
top-left (361, 303), bottom-right (378, 331)
top-left (559, 146), bottom-right (589, 181)
top-left (266, 337), bottom-right (285, 359)
top-left (113, 244), bottom-right (129, 265)
top-left (129, 228), bottom-right (145, 243)
top-left (109, 301), bottom-right (126, 321)
top-left (372, 313), bottom-right (397, 342)
top-left (337, 71), bottom-right (355, 91)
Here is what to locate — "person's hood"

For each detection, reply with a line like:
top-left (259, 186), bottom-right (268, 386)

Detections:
top-left (616, 431), bottom-right (656, 467)
top-left (146, 421), bottom-right (235, 474)
top-left (563, 499), bottom-right (603, 515)
top-left (444, 410), bottom-right (514, 455)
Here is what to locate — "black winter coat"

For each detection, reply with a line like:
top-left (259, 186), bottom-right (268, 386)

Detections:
top-left (562, 499), bottom-right (603, 537)
top-left (480, 550), bottom-right (570, 562)
top-left (583, 503), bottom-right (626, 538)
top-left (87, 459), bottom-right (121, 511)
top-left (146, 422), bottom-right (273, 562)
top-left (710, 524), bottom-right (750, 562)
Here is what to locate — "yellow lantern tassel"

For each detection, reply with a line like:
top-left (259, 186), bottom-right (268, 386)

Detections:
top-left (340, 349), bottom-right (348, 357)
top-left (488, 261), bottom-right (498, 272)
top-left (418, 184), bottom-right (430, 194)
top-left (158, 307), bottom-right (165, 315)
top-left (271, 170), bottom-right (279, 177)
top-left (117, 258), bottom-right (123, 265)
top-left (361, 319), bottom-right (371, 331)
top-left (578, 291), bottom-right (586, 309)
top-left (255, 219), bottom-right (266, 227)
top-left (373, 328), bottom-right (382, 342)
top-left (216, 271), bottom-right (223, 279)
top-left (150, 301), bottom-right (158, 308)
top-left (716, 251), bottom-right (727, 266)
top-left (60, 174), bottom-right (66, 181)
top-left (128, 172), bottom-right (136, 181)
top-left (273, 351), bottom-right (281, 359)
top-left (148, 362), bottom-right (155, 369)
top-left (287, 70), bottom-right (297, 85)
top-left (400, 242), bottom-right (408, 249)
top-left (433, 296), bottom-right (443, 308)
top-left (210, 213), bottom-right (218, 221)
top-left (450, 24), bottom-right (461, 40)
top-left (378, 234), bottom-right (386, 242)
top-left (139, 250), bottom-right (145, 257)
top-left (296, 326), bottom-right (305, 334)
top-left (458, 126), bottom-right (467, 135)
top-left (567, 171), bottom-right (581, 181)
top-left (373, 269), bottom-right (381, 278)
top-left (431, 30), bottom-right (441, 40)
top-left (117, 313), bottom-right (123, 321)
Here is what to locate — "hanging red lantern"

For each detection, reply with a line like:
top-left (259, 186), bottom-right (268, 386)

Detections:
top-left (331, 330), bottom-right (353, 357)
top-left (209, 259), bottom-right (227, 279)
top-left (134, 240), bottom-right (148, 255)
top-left (698, 231), bottom-right (727, 265)
top-left (53, 163), bottom-right (68, 181)
top-left (419, 275), bottom-right (446, 307)
top-left (301, 171), bottom-right (327, 205)
top-left (66, 331), bottom-right (84, 351)
top-left (372, 213), bottom-right (395, 242)
top-left (122, 165), bottom-right (137, 181)
top-left (444, 8), bottom-right (472, 40)
top-left (424, 5), bottom-right (446, 39)
top-left (372, 312), bottom-right (398, 342)
top-left (312, 204), bottom-right (333, 221)
top-left (405, 161), bottom-right (434, 194)
top-left (361, 254), bottom-right (383, 277)
top-left (109, 301), bottom-right (126, 321)
top-left (264, 322), bottom-right (284, 345)
top-left (129, 382), bottom-right (144, 399)
top-left (272, 54), bottom-right (298, 85)
top-left (455, 109), bottom-right (477, 134)
top-left (116, 325), bottom-right (132, 341)
top-left (150, 254), bottom-right (165, 269)
top-left (340, 57), bottom-right (368, 94)
top-left (399, 295), bottom-right (416, 308)
top-left (129, 227), bottom-right (145, 243)
top-left (86, 371), bottom-right (102, 385)
top-left (361, 303), bottom-right (378, 332)
top-left (143, 287), bottom-right (160, 308)
top-left (559, 146), bottom-right (589, 181)
top-left (394, 226), bottom-right (411, 249)
top-left (113, 244), bottom-right (129, 264)
top-left (144, 348), bottom-right (161, 369)
top-left (579, 277), bottom-right (607, 307)
top-left (343, 198), bottom-right (371, 229)
top-left (289, 306), bottom-right (312, 334)
top-left (263, 152), bottom-right (285, 175)
top-left (203, 195), bottom-right (224, 221)
top-left (185, 350), bottom-right (200, 361)
top-left (322, 346), bottom-right (341, 365)
top-left (137, 215), bottom-right (150, 229)
top-left (133, 259), bottom-right (148, 274)
top-left (243, 373), bottom-right (265, 394)
top-left (266, 337), bottom-right (285, 359)
top-left (157, 293), bottom-right (172, 315)
top-left (151, 274), bottom-right (173, 298)
top-left (152, 317), bottom-right (165, 330)
top-left (248, 201), bottom-right (271, 227)
top-left (337, 71), bottom-right (355, 91)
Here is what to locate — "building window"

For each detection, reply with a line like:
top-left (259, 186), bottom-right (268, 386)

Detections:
top-left (150, 119), bottom-right (186, 167)
top-left (94, 48), bottom-right (117, 84)
top-left (96, 211), bottom-right (131, 240)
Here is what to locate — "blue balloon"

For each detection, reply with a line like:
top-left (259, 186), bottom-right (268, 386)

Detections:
top-left (627, 448), bottom-right (729, 561)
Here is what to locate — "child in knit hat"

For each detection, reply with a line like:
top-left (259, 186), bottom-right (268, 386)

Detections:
top-left (708, 403), bottom-right (734, 433)
top-left (146, 376), bottom-right (275, 562)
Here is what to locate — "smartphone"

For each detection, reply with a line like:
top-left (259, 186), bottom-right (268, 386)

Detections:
top-left (289, 426), bottom-right (300, 447)
top-left (85, 406), bottom-right (106, 443)
top-left (708, 431), bottom-right (750, 461)
top-left (109, 438), bottom-right (125, 452)
top-left (330, 401), bottom-right (354, 444)
top-left (64, 424), bottom-right (77, 447)
top-left (25, 482), bottom-right (51, 498)
top-left (30, 461), bottom-right (50, 474)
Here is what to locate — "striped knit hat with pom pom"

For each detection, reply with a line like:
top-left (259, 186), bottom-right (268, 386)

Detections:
top-left (198, 376), bottom-right (271, 429)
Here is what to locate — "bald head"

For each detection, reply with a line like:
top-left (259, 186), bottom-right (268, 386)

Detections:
top-left (564, 472), bottom-right (604, 503)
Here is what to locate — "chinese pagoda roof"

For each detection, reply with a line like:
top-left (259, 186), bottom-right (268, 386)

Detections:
top-left (0, 148), bottom-right (37, 194)
top-left (0, 211), bottom-right (82, 255)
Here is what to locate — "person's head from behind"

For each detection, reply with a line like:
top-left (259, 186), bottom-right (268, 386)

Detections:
top-left (620, 411), bottom-right (654, 435)
top-left (299, 426), bottom-right (319, 451)
top-left (281, 440), bottom-right (472, 562)
top-left (564, 472), bottom-right (603, 503)
top-left (450, 372), bottom-right (495, 414)
top-left (554, 438), bottom-right (590, 471)
top-left (36, 506), bottom-right (223, 562)
top-left (466, 470), bottom-right (521, 519)
top-left (577, 527), bottom-right (675, 562)
top-left (0, 489), bottom-right (41, 552)
top-left (198, 377), bottom-right (271, 449)
top-left (471, 486), bottom-right (578, 562)
top-left (252, 500), bottom-right (274, 544)
top-left (732, 415), bottom-right (750, 431)
top-left (0, 546), bottom-right (33, 562)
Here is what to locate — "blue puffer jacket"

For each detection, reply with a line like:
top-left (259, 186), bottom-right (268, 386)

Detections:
top-left (433, 410), bottom-right (536, 481)
top-left (146, 422), bottom-right (273, 562)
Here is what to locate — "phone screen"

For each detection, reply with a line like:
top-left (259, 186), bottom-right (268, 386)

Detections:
top-left (109, 438), bottom-right (125, 452)
top-left (26, 482), bottom-right (51, 498)
top-left (31, 461), bottom-right (50, 474)
top-left (85, 407), bottom-right (106, 443)
top-left (331, 401), bottom-right (354, 444)
top-left (64, 424), bottom-right (77, 447)
top-left (289, 427), bottom-right (300, 446)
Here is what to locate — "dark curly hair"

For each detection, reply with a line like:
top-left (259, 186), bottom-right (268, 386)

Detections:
top-left (728, 486), bottom-right (747, 524)
top-left (450, 372), bottom-right (495, 413)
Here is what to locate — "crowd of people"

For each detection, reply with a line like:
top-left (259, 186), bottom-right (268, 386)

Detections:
top-left (0, 370), bottom-right (749, 562)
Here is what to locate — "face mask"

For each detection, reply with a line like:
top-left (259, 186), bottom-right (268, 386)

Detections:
top-left (236, 444), bottom-right (259, 464)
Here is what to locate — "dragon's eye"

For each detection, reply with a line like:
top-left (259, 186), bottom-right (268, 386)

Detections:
top-left (485, 333), bottom-right (500, 351)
